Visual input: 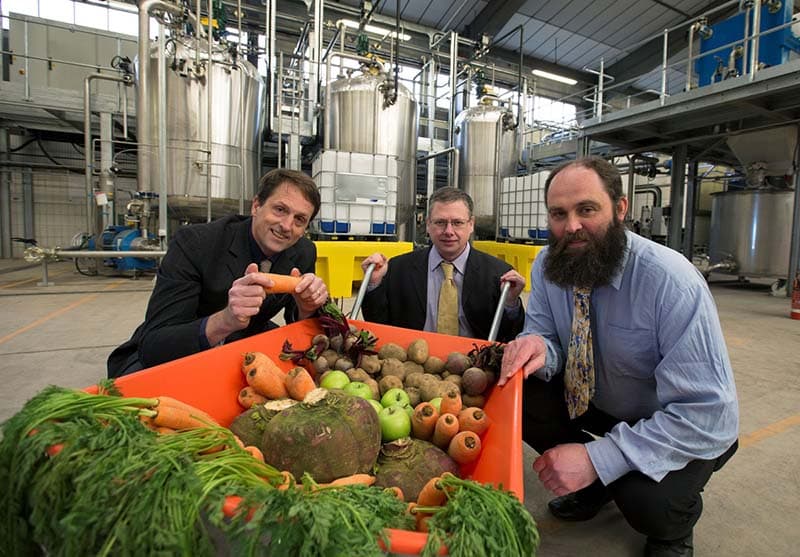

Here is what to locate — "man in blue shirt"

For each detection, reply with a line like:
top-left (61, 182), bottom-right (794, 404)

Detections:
top-left (499, 157), bottom-right (738, 557)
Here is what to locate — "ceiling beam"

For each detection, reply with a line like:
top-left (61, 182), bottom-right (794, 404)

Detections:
top-left (463, 0), bottom-right (529, 41)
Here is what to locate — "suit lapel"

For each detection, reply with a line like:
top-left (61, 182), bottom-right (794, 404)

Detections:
top-left (461, 248), bottom-right (479, 310)
top-left (226, 218), bottom-right (254, 280)
top-left (409, 247), bottom-right (430, 316)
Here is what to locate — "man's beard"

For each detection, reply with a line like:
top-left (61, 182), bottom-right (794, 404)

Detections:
top-left (543, 218), bottom-right (628, 289)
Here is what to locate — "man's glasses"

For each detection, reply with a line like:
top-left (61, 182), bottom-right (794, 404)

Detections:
top-left (430, 219), bottom-right (470, 230)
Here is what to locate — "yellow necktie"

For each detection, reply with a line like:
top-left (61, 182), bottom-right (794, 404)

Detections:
top-left (564, 286), bottom-right (594, 419)
top-left (437, 262), bottom-right (459, 335)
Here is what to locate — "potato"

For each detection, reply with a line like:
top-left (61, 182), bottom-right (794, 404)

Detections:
top-left (404, 372), bottom-right (426, 389)
top-left (312, 356), bottom-right (330, 376)
top-left (423, 356), bottom-right (445, 375)
top-left (347, 368), bottom-right (371, 384)
top-left (360, 354), bottom-right (381, 375)
top-left (402, 360), bottom-right (424, 376)
top-left (405, 386), bottom-right (421, 408)
top-left (462, 393), bottom-right (486, 408)
top-left (334, 357), bottom-right (354, 371)
top-left (321, 349), bottom-right (340, 364)
top-left (379, 342), bottom-right (407, 362)
top-left (379, 375), bottom-right (403, 396)
top-left (365, 377), bottom-right (380, 400)
top-left (419, 377), bottom-right (445, 402)
top-left (406, 339), bottom-right (429, 364)
top-left (380, 358), bottom-right (406, 381)
top-left (443, 374), bottom-right (462, 392)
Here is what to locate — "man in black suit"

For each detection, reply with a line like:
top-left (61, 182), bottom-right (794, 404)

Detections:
top-left (107, 168), bottom-right (329, 377)
top-left (360, 187), bottom-right (525, 342)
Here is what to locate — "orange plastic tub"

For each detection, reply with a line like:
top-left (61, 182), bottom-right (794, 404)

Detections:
top-left (102, 319), bottom-right (523, 555)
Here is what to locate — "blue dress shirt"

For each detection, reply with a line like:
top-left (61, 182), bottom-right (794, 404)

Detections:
top-left (522, 230), bottom-right (739, 484)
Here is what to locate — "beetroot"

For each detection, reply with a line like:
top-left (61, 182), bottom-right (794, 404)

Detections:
top-left (260, 388), bottom-right (381, 483)
top-left (373, 437), bottom-right (460, 501)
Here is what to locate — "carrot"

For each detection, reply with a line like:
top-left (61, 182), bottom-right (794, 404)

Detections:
top-left (317, 473), bottom-right (376, 489)
top-left (285, 367), bottom-right (316, 401)
top-left (154, 426), bottom-right (176, 435)
top-left (384, 486), bottom-right (404, 501)
top-left (243, 352), bottom-right (289, 399)
top-left (244, 445), bottom-right (265, 462)
top-left (238, 386), bottom-right (268, 409)
top-left (276, 470), bottom-right (295, 490)
top-left (416, 476), bottom-right (447, 506)
top-left (148, 405), bottom-right (209, 430)
top-left (416, 513), bottom-right (432, 533)
top-left (447, 430), bottom-right (482, 464)
top-left (46, 443), bottom-right (65, 458)
top-left (458, 406), bottom-right (491, 436)
top-left (262, 272), bottom-right (302, 294)
top-left (222, 495), bottom-right (256, 521)
top-left (431, 412), bottom-right (459, 450)
top-left (411, 402), bottom-right (439, 441)
top-left (439, 387), bottom-right (462, 415)
top-left (155, 396), bottom-right (219, 426)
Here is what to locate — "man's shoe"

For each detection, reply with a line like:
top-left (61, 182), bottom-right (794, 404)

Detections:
top-left (546, 484), bottom-right (612, 521)
top-left (643, 533), bottom-right (693, 557)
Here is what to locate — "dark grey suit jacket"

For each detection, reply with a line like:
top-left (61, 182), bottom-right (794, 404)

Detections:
top-left (361, 246), bottom-right (524, 343)
top-left (107, 215), bottom-right (316, 377)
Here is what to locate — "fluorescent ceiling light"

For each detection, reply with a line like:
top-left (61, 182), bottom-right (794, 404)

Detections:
top-left (532, 69), bottom-right (577, 86)
top-left (339, 19), bottom-right (411, 41)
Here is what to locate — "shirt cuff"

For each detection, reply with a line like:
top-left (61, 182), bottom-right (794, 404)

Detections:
top-left (199, 316), bottom-right (211, 350)
top-left (503, 298), bottom-right (522, 315)
top-left (585, 436), bottom-right (632, 485)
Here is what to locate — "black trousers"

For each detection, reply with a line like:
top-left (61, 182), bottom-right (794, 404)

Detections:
top-left (523, 374), bottom-right (738, 541)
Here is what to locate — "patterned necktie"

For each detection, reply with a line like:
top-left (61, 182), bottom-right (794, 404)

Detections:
top-left (259, 259), bottom-right (272, 273)
top-left (564, 286), bottom-right (595, 419)
top-left (437, 262), bottom-right (459, 335)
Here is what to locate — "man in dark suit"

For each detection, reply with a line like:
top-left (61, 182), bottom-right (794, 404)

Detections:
top-left (107, 168), bottom-right (329, 377)
top-left (360, 187), bottom-right (525, 342)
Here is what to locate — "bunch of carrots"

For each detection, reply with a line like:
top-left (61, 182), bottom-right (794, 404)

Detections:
top-left (238, 351), bottom-right (316, 408)
top-left (410, 392), bottom-right (491, 465)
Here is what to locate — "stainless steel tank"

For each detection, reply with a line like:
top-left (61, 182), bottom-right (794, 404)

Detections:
top-left (326, 72), bottom-right (418, 234)
top-left (142, 38), bottom-right (263, 222)
top-left (709, 188), bottom-right (794, 277)
top-left (453, 101), bottom-right (518, 238)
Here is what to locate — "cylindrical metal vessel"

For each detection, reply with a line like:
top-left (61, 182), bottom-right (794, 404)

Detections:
top-left (453, 102), bottom-right (518, 238)
top-left (326, 73), bottom-right (418, 233)
top-left (709, 188), bottom-right (794, 277)
top-left (142, 38), bottom-right (263, 222)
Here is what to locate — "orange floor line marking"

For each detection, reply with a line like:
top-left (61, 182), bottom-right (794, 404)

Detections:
top-left (739, 415), bottom-right (800, 448)
top-left (0, 281), bottom-right (124, 346)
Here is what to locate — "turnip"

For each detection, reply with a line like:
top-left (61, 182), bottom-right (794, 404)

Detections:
top-left (373, 437), bottom-right (460, 502)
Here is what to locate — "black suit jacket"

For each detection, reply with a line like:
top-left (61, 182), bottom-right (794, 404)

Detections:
top-left (361, 246), bottom-right (524, 343)
top-left (107, 215), bottom-right (316, 377)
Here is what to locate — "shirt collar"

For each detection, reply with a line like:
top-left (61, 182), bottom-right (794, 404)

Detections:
top-left (429, 243), bottom-right (471, 275)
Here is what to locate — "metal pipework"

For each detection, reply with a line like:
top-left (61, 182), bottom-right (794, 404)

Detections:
top-left (417, 147), bottom-right (460, 190)
top-left (24, 246), bottom-right (165, 263)
top-left (84, 73), bottom-right (134, 241)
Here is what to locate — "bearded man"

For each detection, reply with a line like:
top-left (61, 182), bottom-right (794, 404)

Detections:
top-left (498, 156), bottom-right (738, 557)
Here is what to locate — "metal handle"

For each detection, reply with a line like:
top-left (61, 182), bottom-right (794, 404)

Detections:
top-left (487, 281), bottom-right (511, 342)
top-left (350, 262), bottom-right (375, 319)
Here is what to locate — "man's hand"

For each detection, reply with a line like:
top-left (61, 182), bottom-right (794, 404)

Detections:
top-left (500, 269), bottom-right (526, 307)
top-left (533, 443), bottom-right (598, 496)
top-left (498, 335), bottom-right (547, 385)
top-left (360, 253), bottom-right (388, 287)
top-left (289, 268), bottom-right (329, 319)
top-left (206, 263), bottom-right (269, 344)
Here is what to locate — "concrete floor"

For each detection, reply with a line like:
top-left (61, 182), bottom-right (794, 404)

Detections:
top-left (1, 258), bottom-right (798, 556)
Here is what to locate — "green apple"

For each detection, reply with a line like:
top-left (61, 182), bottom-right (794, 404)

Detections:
top-left (343, 381), bottom-right (374, 400)
top-left (378, 405), bottom-right (412, 442)
top-left (429, 397), bottom-right (443, 412)
top-left (381, 387), bottom-right (411, 408)
top-left (367, 399), bottom-right (384, 414)
top-left (319, 370), bottom-right (350, 390)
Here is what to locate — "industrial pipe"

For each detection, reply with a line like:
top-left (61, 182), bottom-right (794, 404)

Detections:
top-left (84, 73), bottom-right (133, 242)
top-left (416, 147), bottom-right (460, 190)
